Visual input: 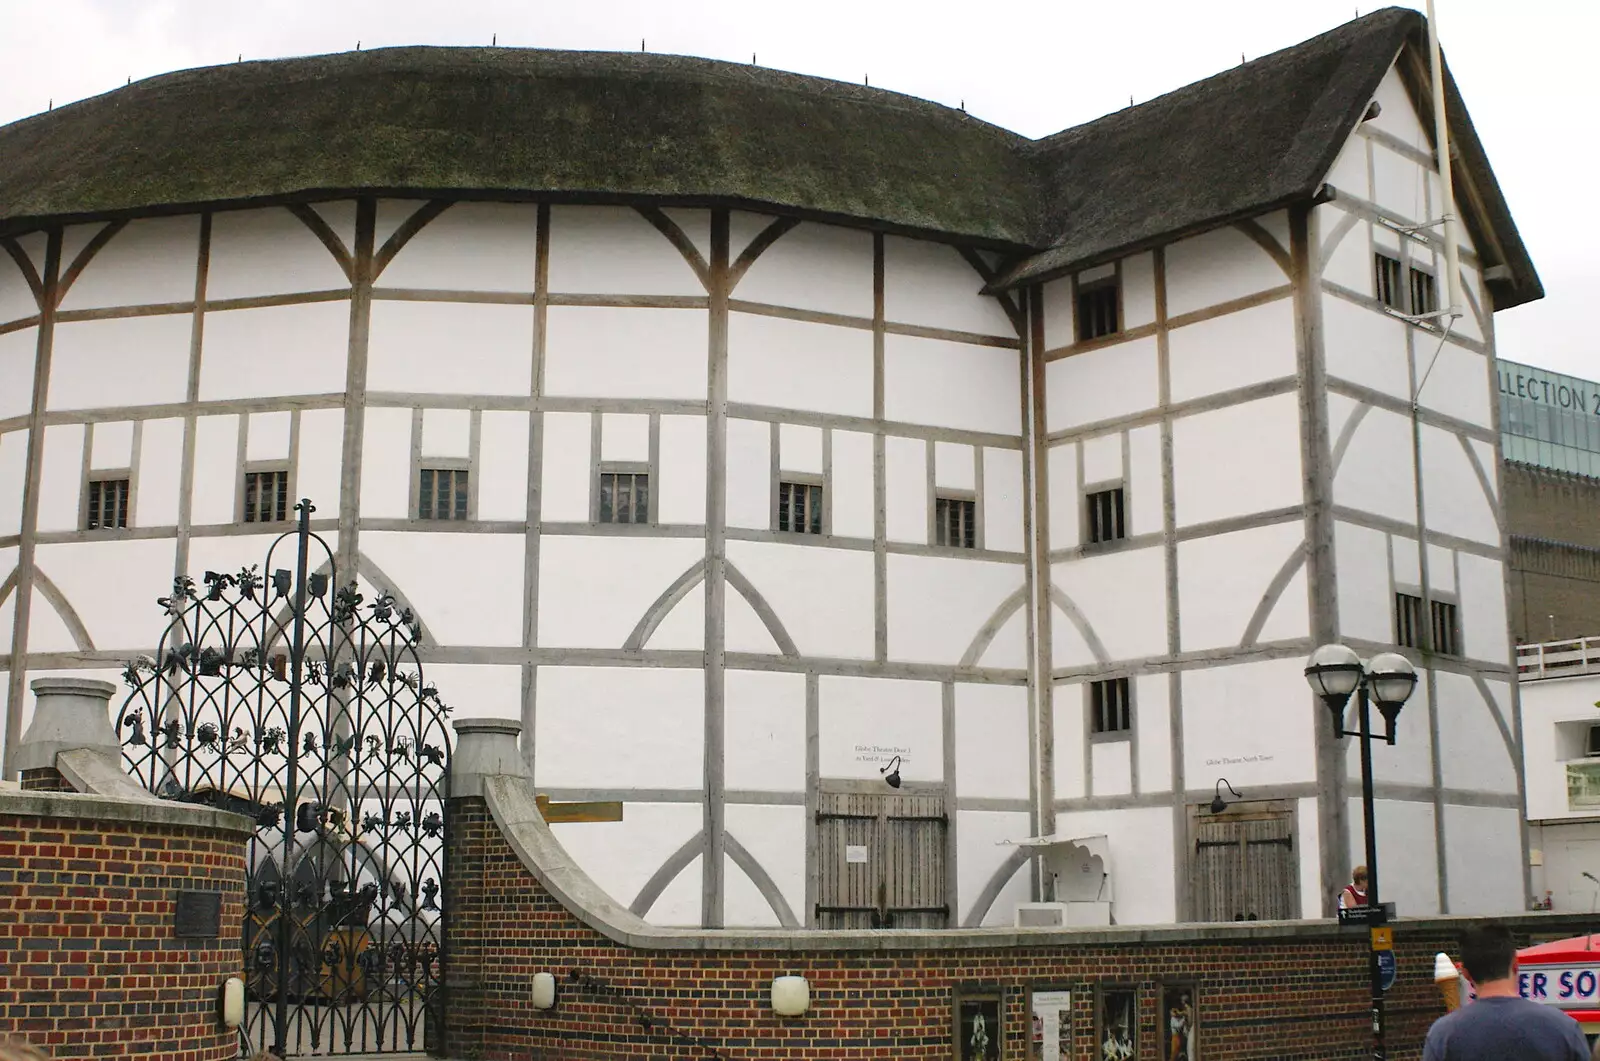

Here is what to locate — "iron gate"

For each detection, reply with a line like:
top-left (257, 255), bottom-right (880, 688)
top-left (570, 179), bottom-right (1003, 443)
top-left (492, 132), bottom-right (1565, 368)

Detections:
top-left (117, 500), bottom-right (451, 1056)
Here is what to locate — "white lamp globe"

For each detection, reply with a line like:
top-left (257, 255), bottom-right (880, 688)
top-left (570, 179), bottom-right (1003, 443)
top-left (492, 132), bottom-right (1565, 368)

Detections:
top-left (1304, 643), bottom-right (1362, 700)
top-left (1367, 652), bottom-right (1418, 707)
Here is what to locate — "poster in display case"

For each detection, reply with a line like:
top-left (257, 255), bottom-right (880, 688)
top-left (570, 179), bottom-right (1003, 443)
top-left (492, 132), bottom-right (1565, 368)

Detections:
top-left (1029, 987), bottom-right (1071, 1061)
top-left (1095, 985), bottom-right (1137, 1061)
top-left (955, 991), bottom-right (1003, 1061)
top-left (1160, 983), bottom-right (1198, 1061)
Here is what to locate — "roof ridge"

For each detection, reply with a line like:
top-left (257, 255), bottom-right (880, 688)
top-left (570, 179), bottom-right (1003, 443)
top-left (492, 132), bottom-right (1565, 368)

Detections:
top-left (21, 44), bottom-right (1025, 145)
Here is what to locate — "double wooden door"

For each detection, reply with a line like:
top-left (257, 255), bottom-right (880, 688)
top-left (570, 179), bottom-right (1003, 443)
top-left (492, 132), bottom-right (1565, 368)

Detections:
top-left (1189, 800), bottom-right (1298, 922)
top-left (815, 788), bottom-right (948, 929)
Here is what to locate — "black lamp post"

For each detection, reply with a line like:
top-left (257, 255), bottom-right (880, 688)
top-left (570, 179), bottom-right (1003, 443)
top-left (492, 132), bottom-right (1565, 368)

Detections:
top-left (1303, 644), bottom-right (1418, 1061)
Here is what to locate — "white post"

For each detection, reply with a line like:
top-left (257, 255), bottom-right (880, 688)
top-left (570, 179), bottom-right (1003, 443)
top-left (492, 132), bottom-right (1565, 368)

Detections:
top-left (1425, 0), bottom-right (1465, 320)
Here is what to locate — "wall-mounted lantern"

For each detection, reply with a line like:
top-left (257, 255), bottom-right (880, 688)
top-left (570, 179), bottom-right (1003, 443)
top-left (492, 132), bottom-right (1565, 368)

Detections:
top-left (771, 975), bottom-right (809, 1017)
top-left (532, 971), bottom-right (557, 1010)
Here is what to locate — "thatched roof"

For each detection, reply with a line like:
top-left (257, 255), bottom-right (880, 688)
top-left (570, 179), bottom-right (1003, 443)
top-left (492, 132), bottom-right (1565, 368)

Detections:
top-left (0, 7), bottom-right (1540, 307)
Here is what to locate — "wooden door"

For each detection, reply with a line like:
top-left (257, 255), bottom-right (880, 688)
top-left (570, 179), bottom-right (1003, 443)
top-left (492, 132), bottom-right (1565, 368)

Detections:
top-left (816, 788), bottom-right (948, 929)
top-left (1189, 801), bottom-right (1297, 922)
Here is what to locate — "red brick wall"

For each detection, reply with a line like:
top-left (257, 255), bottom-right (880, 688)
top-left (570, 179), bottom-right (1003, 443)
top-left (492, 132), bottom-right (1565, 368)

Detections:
top-left (0, 808), bottom-right (248, 1059)
top-left (19, 768), bottom-right (73, 793)
top-left (444, 798), bottom-right (1594, 1061)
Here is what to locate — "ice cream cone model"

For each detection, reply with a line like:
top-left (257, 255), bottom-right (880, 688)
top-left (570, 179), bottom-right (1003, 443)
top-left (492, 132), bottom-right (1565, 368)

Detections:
top-left (1434, 952), bottom-right (1462, 1011)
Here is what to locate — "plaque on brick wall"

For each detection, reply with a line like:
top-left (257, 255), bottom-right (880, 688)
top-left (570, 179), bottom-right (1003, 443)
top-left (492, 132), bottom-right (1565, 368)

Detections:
top-left (174, 890), bottom-right (222, 938)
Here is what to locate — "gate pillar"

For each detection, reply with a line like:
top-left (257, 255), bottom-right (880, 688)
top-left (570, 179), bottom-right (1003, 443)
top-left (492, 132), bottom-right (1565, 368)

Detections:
top-left (441, 717), bottom-right (524, 1058)
top-left (15, 677), bottom-right (119, 790)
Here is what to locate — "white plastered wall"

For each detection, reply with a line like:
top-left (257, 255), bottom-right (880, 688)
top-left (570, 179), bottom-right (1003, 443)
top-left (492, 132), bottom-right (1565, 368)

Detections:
top-left (1163, 215), bottom-right (1290, 319)
top-left (728, 313), bottom-right (872, 418)
top-left (1181, 658), bottom-right (1318, 789)
top-left (1520, 673), bottom-right (1600, 822)
top-left (818, 676), bottom-right (941, 783)
top-left (207, 207), bottom-right (350, 299)
top-left (1044, 338), bottom-right (1160, 432)
top-left (376, 203), bottom-right (539, 293)
top-left (57, 217), bottom-right (199, 312)
top-left (0, 431), bottom-right (30, 535)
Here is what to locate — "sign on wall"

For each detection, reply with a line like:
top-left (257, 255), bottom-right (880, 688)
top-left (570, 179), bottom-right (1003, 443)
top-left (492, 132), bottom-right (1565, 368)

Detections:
top-left (853, 744), bottom-right (914, 769)
top-left (1031, 989), bottom-right (1071, 1061)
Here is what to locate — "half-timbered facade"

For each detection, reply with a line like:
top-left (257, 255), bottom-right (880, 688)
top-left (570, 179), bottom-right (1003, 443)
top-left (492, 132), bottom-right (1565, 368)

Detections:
top-left (0, 7), bottom-right (1540, 927)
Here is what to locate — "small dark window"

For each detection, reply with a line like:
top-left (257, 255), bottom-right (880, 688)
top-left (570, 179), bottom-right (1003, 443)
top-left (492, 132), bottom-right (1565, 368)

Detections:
top-left (418, 468), bottom-right (469, 521)
top-left (1409, 267), bottom-right (1437, 317)
top-left (1374, 253), bottom-right (1403, 311)
top-left (1430, 599), bottom-right (1460, 656)
top-left (1077, 281), bottom-right (1120, 341)
top-left (778, 481), bottom-right (823, 535)
top-left (85, 478), bottom-right (129, 530)
top-left (599, 471), bottom-right (650, 524)
top-left (1395, 592), bottom-right (1424, 650)
top-left (1086, 487), bottom-right (1126, 544)
top-left (243, 469), bottom-right (290, 524)
top-left (934, 496), bottom-right (976, 549)
top-left (1090, 677), bottom-right (1131, 735)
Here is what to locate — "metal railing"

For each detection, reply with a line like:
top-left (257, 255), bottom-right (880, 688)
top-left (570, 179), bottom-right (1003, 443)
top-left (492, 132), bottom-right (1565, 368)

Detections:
top-left (1518, 636), bottom-right (1600, 680)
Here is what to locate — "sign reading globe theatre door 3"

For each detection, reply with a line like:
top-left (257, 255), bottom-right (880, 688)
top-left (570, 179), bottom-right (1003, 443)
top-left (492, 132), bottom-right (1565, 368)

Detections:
top-left (1520, 966), bottom-right (1600, 1007)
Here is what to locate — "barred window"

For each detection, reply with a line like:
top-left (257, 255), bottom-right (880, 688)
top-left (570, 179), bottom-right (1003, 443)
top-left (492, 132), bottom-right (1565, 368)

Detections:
top-left (1090, 678), bottom-right (1131, 735)
top-left (1395, 592), bottom-right (1424, 650)
top-left (243, 469), bottom-right (290, 524)
top-left (1430, 599), bottom-right (1460, 657)
top-left (1375, 253), bottom-right (1403, 311)
top-left (1409, 267), bottom-right (1437, 317)
top-left (935, 496), bottom-right (976, 549)
top-left (85, 478), bottom-right (129, 530)
top-left (1077, 281), bottom-right (1120, 341)
top-left (418, 468), bottom-right (469, 521)
top-left (778, 481), bottom-right (823, 535)
top-left (599, 471), bottom-right (650, 524)
top-left (1086, 487), bottom-right (1126, 544)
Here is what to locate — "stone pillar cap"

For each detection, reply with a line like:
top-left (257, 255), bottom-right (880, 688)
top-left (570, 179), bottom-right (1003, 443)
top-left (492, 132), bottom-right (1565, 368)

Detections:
top-left (16, 676), bottom-right (123, 775)
top-left (450, 717), bottom-right (527, 799)
top-left (30, 677), bottom-right (119, 697)
top-left (454, 716), bottom-right (521, 736)
top-left (452, 718), bottom-right (522, 736)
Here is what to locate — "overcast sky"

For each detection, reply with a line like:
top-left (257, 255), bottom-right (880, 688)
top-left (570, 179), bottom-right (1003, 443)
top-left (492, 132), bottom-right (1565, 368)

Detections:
top-left (0, 1), bottom-right (1590, 380)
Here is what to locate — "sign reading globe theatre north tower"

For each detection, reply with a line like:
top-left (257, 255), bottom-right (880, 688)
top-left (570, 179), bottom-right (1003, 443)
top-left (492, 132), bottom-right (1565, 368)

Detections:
top-left (0, 8), bottom-right (1541, 928)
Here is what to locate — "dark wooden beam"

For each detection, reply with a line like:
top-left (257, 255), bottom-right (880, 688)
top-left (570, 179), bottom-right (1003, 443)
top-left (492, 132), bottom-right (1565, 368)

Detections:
top-left (536, 794), bottom-right (624, 824)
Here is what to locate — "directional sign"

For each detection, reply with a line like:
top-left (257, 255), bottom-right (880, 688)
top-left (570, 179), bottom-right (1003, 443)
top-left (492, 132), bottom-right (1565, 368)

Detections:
top-left (1337, 902), bottom-right (1396, 926)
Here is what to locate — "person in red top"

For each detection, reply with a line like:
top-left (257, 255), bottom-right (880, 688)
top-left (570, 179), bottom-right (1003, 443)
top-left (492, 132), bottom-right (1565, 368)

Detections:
top-left (1339, 865), bottom-right (1369, 910)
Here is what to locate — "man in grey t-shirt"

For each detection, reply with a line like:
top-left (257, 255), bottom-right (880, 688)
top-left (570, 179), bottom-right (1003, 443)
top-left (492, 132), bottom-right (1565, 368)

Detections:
top-left (1425, 921), bottom-right (1589, 1061)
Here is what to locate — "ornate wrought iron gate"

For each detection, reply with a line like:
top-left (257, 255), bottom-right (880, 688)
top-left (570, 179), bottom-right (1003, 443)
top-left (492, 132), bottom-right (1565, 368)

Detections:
top-left (117, 501), bottom-right (451, 1056)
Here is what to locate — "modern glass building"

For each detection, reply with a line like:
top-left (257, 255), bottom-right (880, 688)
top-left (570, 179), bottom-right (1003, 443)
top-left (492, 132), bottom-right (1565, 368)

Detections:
top-left (1498, 359), bottom-right (1600, 478)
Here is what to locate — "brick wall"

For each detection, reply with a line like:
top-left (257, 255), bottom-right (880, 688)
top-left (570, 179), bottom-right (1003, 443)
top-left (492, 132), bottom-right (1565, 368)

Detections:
top-left (443, 797), bottom-right (1597, 1061)
top-left (19, 767), bottom-right (73, 793)
top-left (1505, 462), bottom-right (1600, 642)
top-left (0, 797), bottom-right (249, 1059)
top-left (1505, 463), bottom-right (1600, 550)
